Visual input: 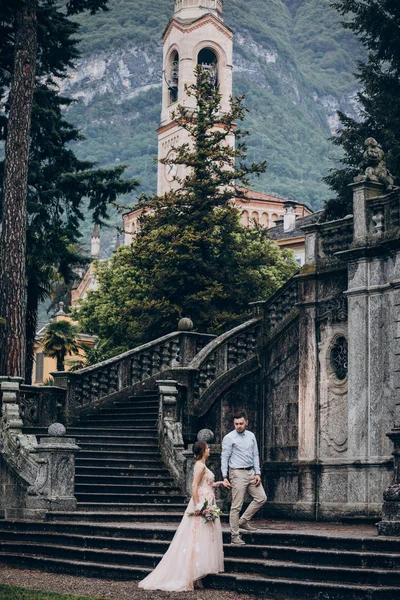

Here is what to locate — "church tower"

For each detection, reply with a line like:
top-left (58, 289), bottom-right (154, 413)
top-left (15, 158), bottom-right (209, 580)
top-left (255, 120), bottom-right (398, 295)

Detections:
top-left (157, 0), bottom-right (234, 195)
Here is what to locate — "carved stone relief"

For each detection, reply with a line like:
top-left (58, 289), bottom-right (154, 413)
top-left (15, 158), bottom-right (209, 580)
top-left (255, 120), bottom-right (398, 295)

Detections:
top-left (318, 324), bottom-right (349, 459)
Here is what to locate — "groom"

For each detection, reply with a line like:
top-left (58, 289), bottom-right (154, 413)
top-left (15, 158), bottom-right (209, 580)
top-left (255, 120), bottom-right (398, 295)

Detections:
top-left (221, 411), bottom-right (267, 545)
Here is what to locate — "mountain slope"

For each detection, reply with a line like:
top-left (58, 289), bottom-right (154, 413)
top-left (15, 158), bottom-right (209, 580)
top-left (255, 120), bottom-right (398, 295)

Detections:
top-left (64, 0), bottom-right (363, 251)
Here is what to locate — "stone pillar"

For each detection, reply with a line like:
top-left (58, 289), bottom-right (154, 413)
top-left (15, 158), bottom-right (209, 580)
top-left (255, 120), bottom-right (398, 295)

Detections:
top-left (349, 181), bottom-right (383, 242)
top-left (296, 274), bottom-right (319, 518)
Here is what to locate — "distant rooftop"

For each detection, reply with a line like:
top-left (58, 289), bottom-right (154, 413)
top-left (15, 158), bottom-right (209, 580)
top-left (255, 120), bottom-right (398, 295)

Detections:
top-left (267, 210), bottom-right (324, 241)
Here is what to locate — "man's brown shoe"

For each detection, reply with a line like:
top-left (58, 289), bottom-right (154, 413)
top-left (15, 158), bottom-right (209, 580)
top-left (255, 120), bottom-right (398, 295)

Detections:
top-left (231, 535), bottom-right (246, 545)
top-left (238, 520), bottom-right (259, 532)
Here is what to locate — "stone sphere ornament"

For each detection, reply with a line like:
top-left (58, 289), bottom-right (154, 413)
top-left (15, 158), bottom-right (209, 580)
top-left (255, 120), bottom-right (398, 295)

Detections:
top-left (197, 429), bottom-right (215, 443)
top-left (178, 317), bottom-right (193, 331)
top-left (48, 423), bottom-right (66, 437)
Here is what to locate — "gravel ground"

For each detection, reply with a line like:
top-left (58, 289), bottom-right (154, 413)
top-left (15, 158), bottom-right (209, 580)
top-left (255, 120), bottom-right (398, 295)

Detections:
top-left (0, 565), bottom-right (265, 600)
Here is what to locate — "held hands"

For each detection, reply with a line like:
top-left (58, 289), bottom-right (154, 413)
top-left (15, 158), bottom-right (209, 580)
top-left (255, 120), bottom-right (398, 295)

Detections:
top-left (252, 474), bottom-right (261, 487)
top-left (222, 478), bottom-right (232, 489)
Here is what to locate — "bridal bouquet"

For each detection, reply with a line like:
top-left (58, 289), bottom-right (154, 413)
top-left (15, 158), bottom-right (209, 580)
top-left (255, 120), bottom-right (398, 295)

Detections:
top-left (189, 500), bottom-right (222, 523)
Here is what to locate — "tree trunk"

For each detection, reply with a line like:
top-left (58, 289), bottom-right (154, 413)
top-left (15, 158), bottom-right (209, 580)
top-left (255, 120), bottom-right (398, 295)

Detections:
top-left (0, 0), bottom-right (38, 378)
top-left (25, 281), bottom-right (39, 384)
top-left (56, 353), bottom-right (64, 372)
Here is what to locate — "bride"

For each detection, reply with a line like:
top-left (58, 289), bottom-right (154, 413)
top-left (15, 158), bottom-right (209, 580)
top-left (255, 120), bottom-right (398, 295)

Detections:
top-left (138, 440), bottom-right (229, 591)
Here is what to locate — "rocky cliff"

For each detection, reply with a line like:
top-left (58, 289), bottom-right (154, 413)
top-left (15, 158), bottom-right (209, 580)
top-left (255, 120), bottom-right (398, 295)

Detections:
top-left (64, 0), bottom-right (362, 248)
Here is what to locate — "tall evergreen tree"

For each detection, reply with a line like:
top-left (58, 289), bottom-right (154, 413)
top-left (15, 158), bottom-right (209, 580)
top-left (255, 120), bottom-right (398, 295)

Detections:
top-left (324, 0), bottom-right (400, 219)
top-left (76, 69), bottom-right (298, 347)
top-left (0, 0), bottom-right (138, 381)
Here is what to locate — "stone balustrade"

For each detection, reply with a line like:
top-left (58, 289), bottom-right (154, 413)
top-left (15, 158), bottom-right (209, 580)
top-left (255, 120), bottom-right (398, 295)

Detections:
top-left (19, 385), bottom-right (66, 428)
top-left (251, 277), bottom-right (299, 337)
top-left (0, 377), bottom-right (79, 520)
top-left (51, 331), bottom-right (214, 424)
top-left (187, 318), bottom-right (262, 409)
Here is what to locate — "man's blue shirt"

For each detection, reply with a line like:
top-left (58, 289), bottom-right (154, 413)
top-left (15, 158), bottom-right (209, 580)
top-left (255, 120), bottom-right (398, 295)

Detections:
top-left (221, 429), bottom-right (261, 478)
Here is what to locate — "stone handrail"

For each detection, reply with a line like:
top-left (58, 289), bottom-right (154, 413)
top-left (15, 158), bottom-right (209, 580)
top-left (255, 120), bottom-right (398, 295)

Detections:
top-left (51, 331), bottom-right (214, 423)
top-left (251, 276), bottom-right (299, 336)
top-left (20, 385), bottom-right (66, 428)
top-left (187, 317), bottom-right (262, 407)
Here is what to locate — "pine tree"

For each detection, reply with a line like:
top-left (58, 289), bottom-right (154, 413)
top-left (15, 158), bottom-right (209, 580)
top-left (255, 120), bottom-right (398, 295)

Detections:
top-left (324, 0), bottom-right (400, 219)
top-left (76, 69), bottom-right (298, 347)
top-left (0, 0), bottom-right (138, 380)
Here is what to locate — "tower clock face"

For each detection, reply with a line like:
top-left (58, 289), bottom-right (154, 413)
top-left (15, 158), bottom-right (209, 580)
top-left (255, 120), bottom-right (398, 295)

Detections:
top-left (165, 152), bottom-right (178, 182)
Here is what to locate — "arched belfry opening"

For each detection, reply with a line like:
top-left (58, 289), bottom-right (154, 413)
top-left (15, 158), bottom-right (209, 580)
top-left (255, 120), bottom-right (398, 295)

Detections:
top-left (165, 50), bottom-right (179, 104)
top-left (197, 48), bottom-right (218, 87)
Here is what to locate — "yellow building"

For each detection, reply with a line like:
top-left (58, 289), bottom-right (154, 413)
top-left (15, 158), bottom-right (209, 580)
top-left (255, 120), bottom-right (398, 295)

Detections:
top-left (32, 302), bottom-right (96, 385)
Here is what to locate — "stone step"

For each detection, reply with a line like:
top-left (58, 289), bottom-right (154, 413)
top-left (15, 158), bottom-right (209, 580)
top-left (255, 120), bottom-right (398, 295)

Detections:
top-left (75, 493), bottom-right (187, 504)
top-left (75, 475), bottom-right (175, 486)
top-left (75, 449), bottom-right (162, 458)
top-left (70, 436), bottom-right (159, 447)
top-left (75, 458), bottom-right (166, 468)
top-left (101, 406), bottom-right (159, 414)
top-left (0, 540), bottom-right (398, 587)
top-left (75, 466), bottom-right (171, 477)
top-left (1, 529), bottom-right (398, 570)
top-left (75, 484), bottom-right (181, 495)
top-left (79, 419), bottom-right (157, 426)
top-left (1, 520), bottom-right (398, 555)
top-left (0, 550), bottom-right (397, 599)
top-left (47, 509), bottom-right (185, 520)
top-left (68, 427), bottom-right (158, 436)
top-left (88, 411), bottom-right (158, 419)
top-left (114, 400), bottom-right (159, 409)
top-left (205, 572), bottom-right (398, 600)
top-left (77, 440), bottom-right (160, 458)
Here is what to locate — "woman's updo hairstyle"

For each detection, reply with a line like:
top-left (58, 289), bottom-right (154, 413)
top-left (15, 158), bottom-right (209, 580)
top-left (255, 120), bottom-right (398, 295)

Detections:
top-left (193, 440), bottom-right (207, 461)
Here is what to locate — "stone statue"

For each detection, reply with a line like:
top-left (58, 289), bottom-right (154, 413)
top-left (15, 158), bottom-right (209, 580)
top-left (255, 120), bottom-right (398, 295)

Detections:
top-left (355, 137), bottom-right (394, 190)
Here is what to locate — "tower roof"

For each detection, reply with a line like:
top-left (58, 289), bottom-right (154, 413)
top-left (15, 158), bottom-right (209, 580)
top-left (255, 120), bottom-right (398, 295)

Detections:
top-left (174, 0), bottom-right (223, 22)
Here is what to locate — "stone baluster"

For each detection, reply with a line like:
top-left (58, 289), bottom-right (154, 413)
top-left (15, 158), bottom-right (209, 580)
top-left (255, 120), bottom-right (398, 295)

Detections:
top-left (157, 380), bottom-right (185, 489)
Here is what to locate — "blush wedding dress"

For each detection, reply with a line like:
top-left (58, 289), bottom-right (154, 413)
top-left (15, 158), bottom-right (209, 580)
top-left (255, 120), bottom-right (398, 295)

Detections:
top-left (138, 466), bottom-right (224, 591)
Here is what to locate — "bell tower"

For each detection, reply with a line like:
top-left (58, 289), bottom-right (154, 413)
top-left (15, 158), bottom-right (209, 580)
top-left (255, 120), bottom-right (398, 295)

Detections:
top-left (157, 0), bottom-right (233, 195)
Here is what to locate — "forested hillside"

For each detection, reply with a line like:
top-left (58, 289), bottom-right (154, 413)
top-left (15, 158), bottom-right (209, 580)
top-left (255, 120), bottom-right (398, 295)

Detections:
top-left (64, 0), bottom-right (363, 252)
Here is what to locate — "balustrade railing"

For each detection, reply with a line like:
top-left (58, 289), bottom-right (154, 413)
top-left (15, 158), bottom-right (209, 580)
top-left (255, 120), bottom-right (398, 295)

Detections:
top-left (20, 385), bottom-right (66, 428)
top-left (251, 277), bottom-right (299, 336)
top-left (51, 331), bottom-right (214, 422)
top-left (188, 318), bottom-right (262, 403)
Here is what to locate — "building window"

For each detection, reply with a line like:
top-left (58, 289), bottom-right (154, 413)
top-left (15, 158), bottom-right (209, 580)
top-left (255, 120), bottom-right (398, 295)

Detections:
top-left (330, 336), bottom-right (348, 380)
top-left (166, 50), bottom-right (179, 104)
top-left (35, 352), bottom-right (44, 383)
top-left (198, 48), bottom-right (218, 87)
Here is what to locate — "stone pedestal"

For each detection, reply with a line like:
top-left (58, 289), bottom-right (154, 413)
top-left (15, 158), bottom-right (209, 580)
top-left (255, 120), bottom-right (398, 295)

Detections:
top-left (24, 424), bottom-right (80, 518)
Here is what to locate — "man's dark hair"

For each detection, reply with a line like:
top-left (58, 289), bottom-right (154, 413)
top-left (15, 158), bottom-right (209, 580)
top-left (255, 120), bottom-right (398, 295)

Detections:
top-left (233, 411), bottom-right (248, 421)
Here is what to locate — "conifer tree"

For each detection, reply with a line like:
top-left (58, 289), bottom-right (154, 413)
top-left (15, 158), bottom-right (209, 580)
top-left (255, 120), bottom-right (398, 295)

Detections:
top-left (0, 0), bottom-right (138, 380)
top-left (324, 0), bottom-right (400, 218)
top-left (77, 69), bottom-right (298, 348)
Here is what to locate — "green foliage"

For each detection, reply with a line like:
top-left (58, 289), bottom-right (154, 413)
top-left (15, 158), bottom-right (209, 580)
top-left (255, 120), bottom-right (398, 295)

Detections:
top-left (76, 71), bottom-right (298, 348)
top-left (66, 0), bottom-right (363, 213)
top-left (41, 319), bottom-right (81, 371)
top-left (0, 0), bottom-right (139, 381)
top-left (324, 0), bottom-right (400, 218)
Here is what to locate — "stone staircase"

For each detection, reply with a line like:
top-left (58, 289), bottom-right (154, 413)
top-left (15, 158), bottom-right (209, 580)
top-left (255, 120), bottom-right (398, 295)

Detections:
top-left (8, 389), bottom-right (400, 598)
top-left (0, 520), bottom-right (400, 598)
top-left (24, 390), bottom-right (187, 523)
